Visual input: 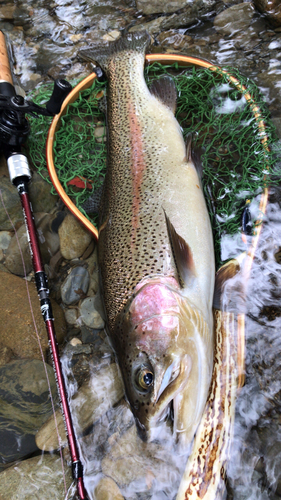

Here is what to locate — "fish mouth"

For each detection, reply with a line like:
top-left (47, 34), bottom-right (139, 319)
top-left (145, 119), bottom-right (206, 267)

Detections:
top-left (154, 354), bottom-right (191, 407)
top-left (136, 354), bottom-right (191, 442)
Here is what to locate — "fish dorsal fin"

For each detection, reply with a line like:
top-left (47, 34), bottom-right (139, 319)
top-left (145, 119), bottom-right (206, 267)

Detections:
top-left (149, 76), bottom-right (177, 115)
top-left (185, 133), bottom-right (204, 179)
top-left (213, 252), bottom-right (246, 309)
top-left (164, 211), bottom-right (196, 288)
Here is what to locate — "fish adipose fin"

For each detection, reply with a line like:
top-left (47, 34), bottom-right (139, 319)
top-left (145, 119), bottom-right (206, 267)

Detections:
top-left (78, 31), bottom-right (150, 73)
top-left (149, 76), bottom-right (177, 115)
top-left (164, 211), bottom-right (196, 288)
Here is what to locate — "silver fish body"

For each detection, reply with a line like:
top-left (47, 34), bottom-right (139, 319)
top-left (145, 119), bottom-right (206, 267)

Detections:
top-left (80, 31), bottom-right (215, 445)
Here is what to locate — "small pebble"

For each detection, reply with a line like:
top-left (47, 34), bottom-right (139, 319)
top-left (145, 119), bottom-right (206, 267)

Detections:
top-left (64, 308), bottom-right (78, 325)
top-left (70, 337), bottom-right (82, 346)
top-left (0, 231), bottom-right (12, 250)
top-left (79, 297), bottom-right (105, 329)
top-left (102, 30), bottom-right (121, 42)
top-left (61, 266), bottom-right (90, 305)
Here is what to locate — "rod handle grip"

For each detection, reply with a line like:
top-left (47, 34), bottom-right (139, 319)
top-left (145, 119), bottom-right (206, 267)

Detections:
top-left (0, 31), bottom-right (13, 85)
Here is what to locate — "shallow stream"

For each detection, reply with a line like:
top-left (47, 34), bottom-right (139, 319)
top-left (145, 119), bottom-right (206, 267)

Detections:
top-left (0, 1), bottom-right (281, 499)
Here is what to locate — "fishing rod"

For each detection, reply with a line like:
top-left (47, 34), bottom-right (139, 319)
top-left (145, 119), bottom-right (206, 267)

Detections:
top-left (0, 30), bottom-right (89, 500)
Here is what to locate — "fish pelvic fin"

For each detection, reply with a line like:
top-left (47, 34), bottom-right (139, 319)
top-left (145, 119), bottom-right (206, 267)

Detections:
top-left (185, 134), bottom-right (204, 180)
top-left (164, 210), bottom-right (196, 288)
top-left (149, 76), bottom-right (177, 114)
top-left (78, 31), bottom-right (150, 73)
top-left (213, 252), bottom-right (246, 309)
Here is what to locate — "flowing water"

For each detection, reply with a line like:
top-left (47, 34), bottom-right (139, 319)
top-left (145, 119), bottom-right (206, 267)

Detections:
top-left (1, 0), bottom-right (281, 499)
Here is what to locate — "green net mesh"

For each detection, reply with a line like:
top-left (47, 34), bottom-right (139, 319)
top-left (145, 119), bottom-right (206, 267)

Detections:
top-left (26, 63), bottom-right (278, 266)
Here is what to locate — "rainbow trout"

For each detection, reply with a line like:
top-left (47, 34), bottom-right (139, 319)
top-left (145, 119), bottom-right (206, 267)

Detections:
top-left (80, 32), bottom-right (215, 445)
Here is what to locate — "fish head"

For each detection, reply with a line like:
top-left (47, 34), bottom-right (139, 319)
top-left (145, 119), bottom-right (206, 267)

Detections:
top-left (113, 277), bottom-right (201, 442)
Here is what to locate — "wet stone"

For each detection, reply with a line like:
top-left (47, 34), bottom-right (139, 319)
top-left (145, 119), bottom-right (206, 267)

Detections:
top-left (28, 172), bottom-right (58, 213)
top-left (253, 0), bottom-right (281, 27)
top-left (36, 363), bottom-right (124, 451)
top-left (4, 223), bottom-right (32, 276)
top-left (61, 266), bottom-right (90, 305)
top-left (101, 425), bottom-right (182, 492)
top-left (0, 4), bottom-right (16, 21)
top-left (94, 476), bottom-right (125, 500)
top-left (58, 213), bottom-right (92, 260)
top-left (129, 16), bottom-right (164, 35)
top-left (0, 231), bottom-right (12, 251)
top-left (0, 359), bottom-right (58, 466)
top-left (0, 454), bottom-right (72, 500)
top-left (0, 270), bottom-right (66, 360)
top-left (64, 343), bottom-right (92, 356)
top-left (214, 3), bottom-right (255, 36)
top-left (64, 307), bottom-right (78, 325)
top-left (4, 213), bottom-right (60, 276)
top-left (81, 326), bottom-right (102, 344)
top-left (79, 296), bottom-right (105, 329)
top-left (0, 346), bottom-right (14, 367)
top-left (159, 1), bottom-right (217, 31)
top-left (0, 176), bottom-right (23, 231)
top-left (136, 0), bottom-right (198, 15)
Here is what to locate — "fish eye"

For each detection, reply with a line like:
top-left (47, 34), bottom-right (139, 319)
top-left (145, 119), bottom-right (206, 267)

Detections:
top-left (135, 367), bottom-right (154, 391)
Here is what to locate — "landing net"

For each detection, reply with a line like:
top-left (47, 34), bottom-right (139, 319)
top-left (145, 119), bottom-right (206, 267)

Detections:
top-left (26, 63), bottom-right (278, 266)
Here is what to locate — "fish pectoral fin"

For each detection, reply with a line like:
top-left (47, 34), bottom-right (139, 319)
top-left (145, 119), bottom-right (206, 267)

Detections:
top-left (164, 211), bottom-right (196, 288)
top-left (213, 252), bottom-right (246, 309)
top-left (149, 76), bottom-right (177, 115)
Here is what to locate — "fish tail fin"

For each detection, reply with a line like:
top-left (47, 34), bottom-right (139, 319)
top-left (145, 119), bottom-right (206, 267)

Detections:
top-left (79, 31), bottom-right (150, 73)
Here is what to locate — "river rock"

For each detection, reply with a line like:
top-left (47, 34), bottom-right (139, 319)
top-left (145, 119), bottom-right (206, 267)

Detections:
top-left (214, 3), bottom-right (255, 36)
top-left (253, 0), bottom-right (281, 27)
top-left (157, 0), bottom-right (216, 31)
top-left (4, 223), bottom-right (32, 275)
top-left (0, 346), bottom-right (14, 366)
top-left (0, 454), bottom-right (72, 500)
top-left (0, 4), bottom-right (16, 21)
top-left (28, 172), bottom-right (58, 213)
top-left (95, 477), bottom-right (125, 500)
top-left (35, 212), bottom-right (61, 263)
top-left (0, 270), bottom-right (66, 360)
top-left (0, 359), bottom-right (58, 466)
top-left (35, 407), bottom-right (67, 452)
top-left (4, 213), bottom-right (60, 276)
top-left (0, 231), bottom-right (12, 251)
top-left (64, 307), bottom-right (78, 325)
top-left (36, 363), bottom-right (124, 451)
top-left (101, 425), bottom-right (181, 490)
top-left (58, 213), bottom-right (92, 260)
top-left (0, 176), bottom-right (23, 231)
top-left (79, 296), bottom-right (105, 329)
top-left (61, 266), bottom-right (90, 305)
top-left (136, 0), bottom-right (197, 15)
top-left (129, 16), bottom-right (164, 35)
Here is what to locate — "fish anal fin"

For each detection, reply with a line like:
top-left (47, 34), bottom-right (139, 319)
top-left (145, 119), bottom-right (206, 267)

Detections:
top-left (164, 211), bottom-right (196, 288)
top-left (149, 76), bottom-right (177, 115)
